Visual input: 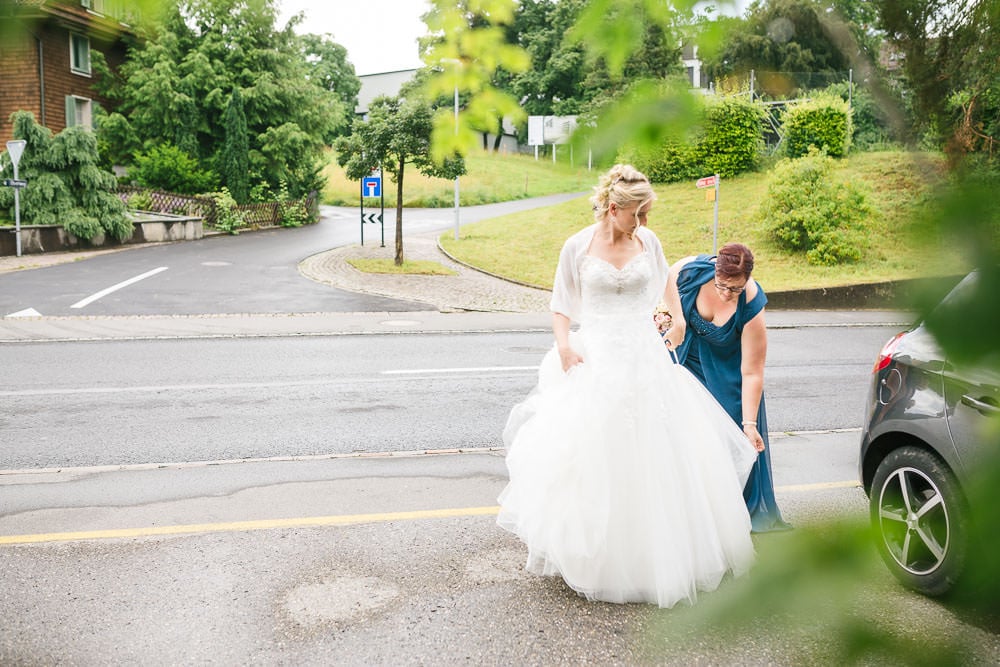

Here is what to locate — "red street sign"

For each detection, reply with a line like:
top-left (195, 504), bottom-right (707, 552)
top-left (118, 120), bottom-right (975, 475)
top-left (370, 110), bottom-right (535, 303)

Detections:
top-left (696, 175), bottom-right (717, 189)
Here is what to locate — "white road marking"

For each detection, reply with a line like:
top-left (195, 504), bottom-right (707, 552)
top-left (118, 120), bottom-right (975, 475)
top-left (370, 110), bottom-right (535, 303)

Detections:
top-left (70, 266), bottom-right (168, 309)
top-left (382, 366), bottom-right (538, 375)
top-left (6, 308), bottom-right (42, 318)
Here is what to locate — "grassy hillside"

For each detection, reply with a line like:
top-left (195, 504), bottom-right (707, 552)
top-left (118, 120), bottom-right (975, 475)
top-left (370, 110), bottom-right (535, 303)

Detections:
top-left (321, 149), bottom-right (595, 207)
top-left (437, 150), bottom-right (964, 292)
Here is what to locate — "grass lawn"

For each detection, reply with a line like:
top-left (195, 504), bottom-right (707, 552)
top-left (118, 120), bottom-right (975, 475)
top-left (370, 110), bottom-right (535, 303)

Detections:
top-left (321, 149), bottom-right (594, 207)
top-left (437, 149), bottom-right (968, 292)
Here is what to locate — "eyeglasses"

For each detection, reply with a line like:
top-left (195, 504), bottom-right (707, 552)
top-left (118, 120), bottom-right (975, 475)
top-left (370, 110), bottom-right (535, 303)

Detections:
top-left (714, 281), bottom-right (746, 294)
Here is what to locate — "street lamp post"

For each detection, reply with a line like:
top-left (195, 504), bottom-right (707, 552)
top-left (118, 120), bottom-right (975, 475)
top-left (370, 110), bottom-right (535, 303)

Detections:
top-left (452, 76), bottom-right (460, 241)
top-left (439, 58), bottom-right (462, 241)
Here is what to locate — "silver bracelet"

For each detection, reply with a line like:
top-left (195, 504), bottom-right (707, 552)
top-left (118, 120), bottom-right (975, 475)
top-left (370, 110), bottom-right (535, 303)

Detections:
top-left (741, 420), bottom-right (756, 426)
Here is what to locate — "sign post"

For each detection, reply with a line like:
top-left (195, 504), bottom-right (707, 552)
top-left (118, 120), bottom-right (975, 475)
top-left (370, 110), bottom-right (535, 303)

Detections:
top-left (695, 174), bottom-right (720, 254)
top-left (359, 170), bottom-right (384, 247)
top-left (6, 140), bottom-right (27, 257)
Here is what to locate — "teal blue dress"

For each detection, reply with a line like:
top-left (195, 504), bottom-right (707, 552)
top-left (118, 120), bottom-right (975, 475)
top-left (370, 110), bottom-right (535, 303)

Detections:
top-left (675, 255), bottom-right (791, 533)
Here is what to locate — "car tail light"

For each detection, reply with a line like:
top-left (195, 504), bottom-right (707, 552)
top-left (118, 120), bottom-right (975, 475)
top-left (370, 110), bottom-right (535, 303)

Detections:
top-left (873, 332), bottom-right (906, 373)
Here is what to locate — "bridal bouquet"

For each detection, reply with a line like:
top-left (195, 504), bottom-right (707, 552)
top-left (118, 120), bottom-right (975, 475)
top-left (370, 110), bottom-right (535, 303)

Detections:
top-left (654, 302), bottom-right (672, 337)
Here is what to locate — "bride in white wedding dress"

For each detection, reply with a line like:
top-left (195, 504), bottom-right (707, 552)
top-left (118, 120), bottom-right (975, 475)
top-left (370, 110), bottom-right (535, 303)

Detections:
top-left (496, 165), bottom-right (760, 609)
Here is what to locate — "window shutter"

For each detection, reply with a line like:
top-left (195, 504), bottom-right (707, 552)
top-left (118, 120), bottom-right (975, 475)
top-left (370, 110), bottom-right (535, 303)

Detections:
top-left (65, 96), bottom-right (77, 127)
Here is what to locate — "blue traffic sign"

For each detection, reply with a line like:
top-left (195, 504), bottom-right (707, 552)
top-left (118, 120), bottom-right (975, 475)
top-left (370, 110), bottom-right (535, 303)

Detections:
top-left (362, 176), bottom-right (381, 198)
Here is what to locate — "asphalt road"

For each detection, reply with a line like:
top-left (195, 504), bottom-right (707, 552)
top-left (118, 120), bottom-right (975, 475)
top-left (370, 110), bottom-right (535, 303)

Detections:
top-left (2, 198), bottom-right (997, 664)
top-left (0, 323), bottom-right (895, 469)
top-left (0, 194), bottom-right (586, 317)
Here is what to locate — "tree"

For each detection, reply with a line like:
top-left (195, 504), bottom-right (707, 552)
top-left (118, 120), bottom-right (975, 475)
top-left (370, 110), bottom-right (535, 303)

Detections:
top-left (219, 87), bottom-right (249, 204)
top-left (701, 0), bottom-right (854, 97)
top-left (877, 0), bottom-right (998, 158)
top-left (507, 0), bottom-right (589, 118)
top-left (419, 0), bottom-right (530, 163)
top-left (334, 96), bottom-right (464, 266)
top-left (0, 111), bottom-right (130, 243)
top-left (296, 33), bottom-right (362, 143)
top-left (105, 0), bottom-right (350, 197)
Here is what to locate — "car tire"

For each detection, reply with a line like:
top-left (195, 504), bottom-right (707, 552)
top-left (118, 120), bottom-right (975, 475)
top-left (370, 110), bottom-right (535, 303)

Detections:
top-left (869, 445), bottom-right (968, 596)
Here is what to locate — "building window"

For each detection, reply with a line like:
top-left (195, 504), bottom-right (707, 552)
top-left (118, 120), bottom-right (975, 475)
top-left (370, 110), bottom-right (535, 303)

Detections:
top-left (70, 33), bottom-right (91, 76)
top-left (65, 96), bottom-right (93, 129)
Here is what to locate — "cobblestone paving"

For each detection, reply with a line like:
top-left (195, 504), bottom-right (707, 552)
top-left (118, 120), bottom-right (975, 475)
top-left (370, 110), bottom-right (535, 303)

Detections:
top-left (298, 233), bottom-right (551, 313)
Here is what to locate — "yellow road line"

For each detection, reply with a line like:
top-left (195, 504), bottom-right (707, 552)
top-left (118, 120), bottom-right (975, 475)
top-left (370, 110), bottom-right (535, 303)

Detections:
top-left (0, 506), bottom-right (502, 546)
top-left (0, 480), bottom-right (863, 546)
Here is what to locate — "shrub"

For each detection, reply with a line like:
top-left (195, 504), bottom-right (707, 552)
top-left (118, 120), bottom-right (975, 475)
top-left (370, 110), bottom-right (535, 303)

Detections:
top-left (821, 82), bottom-right (895, 151)
top-left (0, 111), bottom-right (131, 242)
top-left (276, 181), bottom-right (309, 227)
top-left (698, 97), bottom-right (767, 177)
top-left (126, 190), bottom-right (154, 211)
top-left (625, 142), bottom-right (702, 183)
top-left (756, 148), bottom-right (872, 265)
top-left (782, 96), bottom-right (853, 158)
top-left (621, 95), bottom-right (765, 183)
top-left (209, 188), bottom-right (245, 234)
top-left (131, 143), bottom-right (218, 194)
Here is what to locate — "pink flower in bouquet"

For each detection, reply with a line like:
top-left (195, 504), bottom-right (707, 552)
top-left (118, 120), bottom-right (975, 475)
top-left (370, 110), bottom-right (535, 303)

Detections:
top-left (654, 303), bottom-right (672, 335)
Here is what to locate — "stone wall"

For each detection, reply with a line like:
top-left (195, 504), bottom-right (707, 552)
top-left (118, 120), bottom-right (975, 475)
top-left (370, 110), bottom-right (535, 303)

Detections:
top-left (0, 213), bottom-right (203, 256)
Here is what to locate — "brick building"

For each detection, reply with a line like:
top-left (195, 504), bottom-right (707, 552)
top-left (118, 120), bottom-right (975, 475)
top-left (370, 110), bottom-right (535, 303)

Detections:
top-left (0, 0), bottom-right (138, 144)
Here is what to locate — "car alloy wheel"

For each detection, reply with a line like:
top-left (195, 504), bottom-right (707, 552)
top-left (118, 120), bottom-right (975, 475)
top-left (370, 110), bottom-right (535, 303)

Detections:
top-left (869, 445), bottom-right (968, 596)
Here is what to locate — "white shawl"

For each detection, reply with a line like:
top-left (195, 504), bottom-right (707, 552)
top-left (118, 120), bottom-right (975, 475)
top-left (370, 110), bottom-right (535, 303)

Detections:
top-left (549, 223), bottom-right (670, 322)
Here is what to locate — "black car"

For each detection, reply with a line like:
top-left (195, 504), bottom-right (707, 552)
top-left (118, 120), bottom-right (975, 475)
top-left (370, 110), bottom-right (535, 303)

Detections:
top-left (859, 271), bottom-right (1000, 596)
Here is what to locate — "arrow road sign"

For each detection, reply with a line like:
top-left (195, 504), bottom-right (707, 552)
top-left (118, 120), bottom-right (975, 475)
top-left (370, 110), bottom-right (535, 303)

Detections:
top-left (362, 212), bottom-right (382, 225)
top-left (2, 179), bottom-right (27, 188)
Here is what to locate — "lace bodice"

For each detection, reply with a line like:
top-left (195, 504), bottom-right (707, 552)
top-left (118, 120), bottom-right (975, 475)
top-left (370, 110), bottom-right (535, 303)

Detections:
top-left (579, 252), bottom-right (656, 320)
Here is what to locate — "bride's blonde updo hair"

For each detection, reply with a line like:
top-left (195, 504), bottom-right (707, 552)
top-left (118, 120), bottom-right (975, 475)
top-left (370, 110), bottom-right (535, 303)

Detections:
top-left (590, 164), bottom-right (656, 223)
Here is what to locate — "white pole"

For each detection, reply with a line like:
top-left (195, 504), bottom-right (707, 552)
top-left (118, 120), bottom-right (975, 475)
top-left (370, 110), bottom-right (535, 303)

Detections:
top-left (712, 174), bottom-right (720, 255)
top-left (7, 140), bottom-right (26, 257)
top-left (13, 176), bottom-right (21, 258)
top-left (848, 68), bottom-right (853, 109)
top-left (453, 82), bottom-right (460, 241)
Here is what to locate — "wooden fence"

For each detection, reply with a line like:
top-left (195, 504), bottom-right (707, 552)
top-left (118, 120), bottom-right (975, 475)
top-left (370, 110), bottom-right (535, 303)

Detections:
top-left (117, 186), bottom-right (319, 229)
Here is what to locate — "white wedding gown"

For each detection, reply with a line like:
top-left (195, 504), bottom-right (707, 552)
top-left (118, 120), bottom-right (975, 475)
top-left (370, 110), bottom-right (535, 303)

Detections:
top-left (497, 251), bottom-right (758, 608)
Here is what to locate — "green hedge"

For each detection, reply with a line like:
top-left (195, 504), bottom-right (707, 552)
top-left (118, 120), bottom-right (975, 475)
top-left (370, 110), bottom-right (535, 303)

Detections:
top-left (621, 96), bottom-right (766, 183)
top-left (782, 95), bottom-right (853, 158)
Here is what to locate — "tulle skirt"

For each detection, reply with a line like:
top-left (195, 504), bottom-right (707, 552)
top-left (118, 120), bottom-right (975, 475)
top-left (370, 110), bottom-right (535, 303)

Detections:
top-left (497, 315), bottom-right (758, 608)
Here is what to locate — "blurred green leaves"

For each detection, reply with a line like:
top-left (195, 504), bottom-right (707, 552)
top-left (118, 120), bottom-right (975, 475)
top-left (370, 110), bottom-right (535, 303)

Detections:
top-left (647, 519), bottom-right (972, 665)
top-left (420, 0), bottom-right (1000, 659)
top-left (421, 0), bottom-right (529, 163)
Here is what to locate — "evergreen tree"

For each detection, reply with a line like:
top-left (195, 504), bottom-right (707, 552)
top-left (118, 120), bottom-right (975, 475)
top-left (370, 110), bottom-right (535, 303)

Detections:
top-left (220, 87), bottom-right (250, 204)
top-left (107, 0), bottom-right (350, 198)
top-left (0, 112), bottom-right (130, 242)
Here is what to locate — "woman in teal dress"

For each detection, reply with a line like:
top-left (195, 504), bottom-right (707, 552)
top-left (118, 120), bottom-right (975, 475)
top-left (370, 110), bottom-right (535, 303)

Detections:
top-left (665, 243), bottom-right (791, 533)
